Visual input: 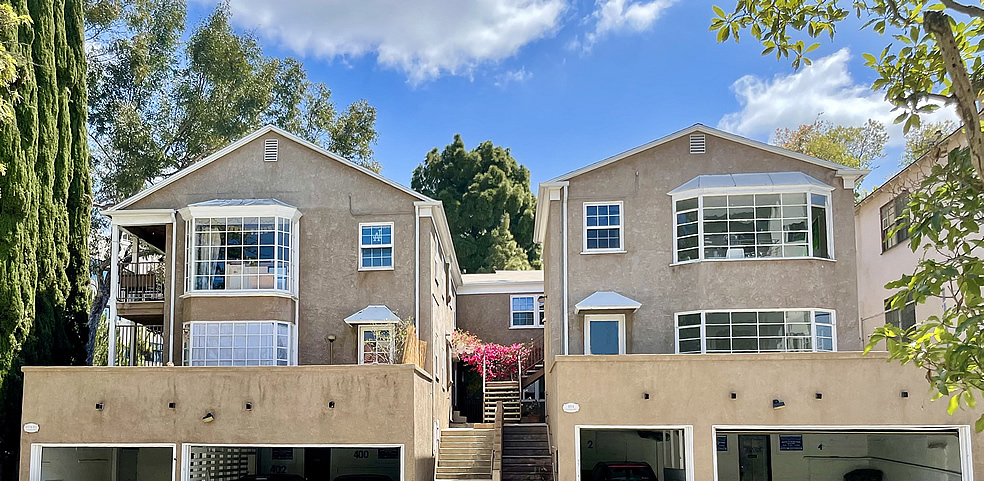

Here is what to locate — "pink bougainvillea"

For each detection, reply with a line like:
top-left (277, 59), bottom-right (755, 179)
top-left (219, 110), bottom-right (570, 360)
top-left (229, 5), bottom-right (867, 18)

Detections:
top-left (461, 342), bottom-right (532, 382)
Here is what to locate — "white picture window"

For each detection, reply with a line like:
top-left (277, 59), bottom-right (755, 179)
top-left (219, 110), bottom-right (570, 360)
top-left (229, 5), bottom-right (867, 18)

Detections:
top-left (584, 314), bottom-right (626, 355)
top-left (360, 223), bottom-right (394, 270)
top-left (510, 295), bottom-right (544, 328)
top-left (673, 192), bottom-right (831, 263)
top-left (675, 310), bottom-right (836, 354)
top-left (584, 202), bottom-right (623, 252)
top-left (189, 216), bottom-right (292, 291)
top-left (183, 321), bottom-right (291, 366)
top-left (359, 324), bottom-right (395, 364)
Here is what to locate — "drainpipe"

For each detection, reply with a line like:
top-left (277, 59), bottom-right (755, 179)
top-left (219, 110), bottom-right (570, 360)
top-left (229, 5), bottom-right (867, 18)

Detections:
top-left (562, 185), bottom-right (569, 355)
top-left (108, 223), bottom-right (120, 366)
top-left (168, 212), bottom-right (177, 365)
top-left (415, 205), bottom-right (420, 333)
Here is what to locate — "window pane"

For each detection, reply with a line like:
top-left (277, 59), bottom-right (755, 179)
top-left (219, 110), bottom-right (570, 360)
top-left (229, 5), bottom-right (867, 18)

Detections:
top-left (676, 198), bottom-right (698, 211)
top-left (706, 313), bottom-right (730, 324)
top-left (678, 313), bottom-right (701, 327)
top-left (678, 339), bottom-right (701, 353)
top-left (678, 326), bottom-right (701, 340)
top-left (707, 338), bottom-right (732, 352)
top-left (704, 196), bottom-right (727, 207)
top-left (589, 320), bottom-right (620, 355)
top-left (812, 206), bottom-right (830, 259)
top-left (675, 310), bottom-right (835, 355)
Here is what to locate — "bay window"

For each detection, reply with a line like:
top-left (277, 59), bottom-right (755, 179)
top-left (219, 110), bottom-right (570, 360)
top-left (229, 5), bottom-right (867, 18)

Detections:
top-left (675, 310), bottom-right (836, 354)
top-left (183, 321), bottom-right (292, 366)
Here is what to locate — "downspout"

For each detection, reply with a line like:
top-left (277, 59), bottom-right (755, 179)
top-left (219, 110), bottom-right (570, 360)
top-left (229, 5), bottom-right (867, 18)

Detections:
top-left (415, 205), bottom-right (420, 333)
top-left (168, 212), bottom-right (177, 364)
top-left (108, 223), bottom-right (120, 366)
top-left (562, 185), bottom-right (569, 355)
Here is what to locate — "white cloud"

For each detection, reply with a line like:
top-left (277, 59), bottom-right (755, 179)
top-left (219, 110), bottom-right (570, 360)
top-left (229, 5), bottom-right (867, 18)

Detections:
top-left (577, 0), bottom-right (676, 51)
top-left (494, 67), bottom-right (533, 87)
top-left (718, 48), bottom-right (957, 146)
top-left (218, 0), bottom-right (567, 84)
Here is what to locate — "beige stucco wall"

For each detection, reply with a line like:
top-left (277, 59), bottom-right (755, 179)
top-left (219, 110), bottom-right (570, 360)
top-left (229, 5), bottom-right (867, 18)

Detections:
top-left (543, 133), bottom-right (861, 357)
top-left (122, 131), bottom-right (423, 365)
top-left (19, 364), bottom-right (433, 480)
top-left (457, 293), bottom-right (544, 346)
top-left (855, 133), bottom-right (965, 341)
top-left (547, 352), bottom-right (983, 480)
top-left (181, 295), bottom-right (295, 322)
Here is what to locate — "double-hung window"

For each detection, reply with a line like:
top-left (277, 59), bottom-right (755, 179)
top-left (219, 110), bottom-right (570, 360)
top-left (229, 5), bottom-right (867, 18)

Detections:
top-left (676, 310), bottom-right (836, 354)
top-left (359, 324), bottom-right (395, 364)
top-left (880, 193), bottom-right (910, 251)
top-left (885, 295), bottom-right (916, 331)
top-left (360, 223), bottom-right (394, 270)
top-left (584, 202), bottom-right (623, 252)
top-left (510, 294), bottom-right (544, 328)
top-left (183, 321), bottom-right (292, 366)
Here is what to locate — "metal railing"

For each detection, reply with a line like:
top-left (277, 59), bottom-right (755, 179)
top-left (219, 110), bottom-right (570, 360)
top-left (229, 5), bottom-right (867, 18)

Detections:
top-left (118, 260), bottom-right (165, 302)
top-left (528, 334), bottom-right (545, 370)
top-left (114, 322), bottom-right (165, 366)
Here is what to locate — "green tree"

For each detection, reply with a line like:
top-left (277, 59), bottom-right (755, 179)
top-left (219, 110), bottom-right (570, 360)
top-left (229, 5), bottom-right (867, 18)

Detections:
top-left (774, 117), bottom-right (889, 169)
top-left (0, 0), bottom-right (91, 475)
top-left (866, 147), bottom-right (984, 429)
top-left (0, 4), bottom-right (30, 124)
top-left (710, 1), bottom-right (984, 182)
top-left (901, 119), bottom-right (960, 166)
top-left (412, 135), bottom-right (539, 273)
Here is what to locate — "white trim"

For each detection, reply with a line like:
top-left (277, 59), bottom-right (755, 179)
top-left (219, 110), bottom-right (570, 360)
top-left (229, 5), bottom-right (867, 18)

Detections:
top-left (177, 203), bottom-right (301, 220)
top-left (673, 309), bottom-right (837, 354)
top-left (548, 124), bottom-right (869, 184)
top-left (184, 320), bottom-right (295, 366)
top-left (574, 425), bottom-right (695, 481)
top-left (30, 443), bottom-right (178, 481)
top-left (107, 125), bottom-right (433, 213)
top-left (358, 323), bottom-right (397, 365)
top-left (582, 201), bottom-right (624, 253)
top-left (263, 138), bottom-right (278, 162)
top-left (181, 443), bottom-right (405, 481)
top-left (179, 290), bottom-right (296, 300)
top-left (108, 223), bottom-right (120, 366)
top-left (457, 281), bottom-right (544, 295)
top-left (168, 212), bottom-right (177, 364)
top-left (358, 221), bottom-right (395, 271)
top-left (414, 205), bottom-right (420, 333)
top-left (667, 182), bottom-right (835, 199)
top-left (562, 184), bottom-right (570, 355)
top-left (583, 314), bottom-right (626, 355)
top-left (509, 294), bottom-right (545, 328)
top-left (711, 425), bottom-right (974, 481)
top-left (533, 182), bottom-right (567, 244)
top-left (416, 202), bottom-right (462, 287)
top-left (104, 209), bottom-right (176, 225)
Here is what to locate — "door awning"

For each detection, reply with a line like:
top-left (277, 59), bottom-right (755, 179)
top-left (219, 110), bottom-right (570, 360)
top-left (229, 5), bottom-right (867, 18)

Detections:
top-left (574, 291), bottom-right (641, 313)
top-left (344, 305), bottom-right (401, 325)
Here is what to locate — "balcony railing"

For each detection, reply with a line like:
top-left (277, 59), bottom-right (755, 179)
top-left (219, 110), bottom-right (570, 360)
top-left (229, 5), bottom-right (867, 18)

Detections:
top-left (118, 260), bottom-right (165, 302)
top-left (114, 322), bottom-right (165, 366)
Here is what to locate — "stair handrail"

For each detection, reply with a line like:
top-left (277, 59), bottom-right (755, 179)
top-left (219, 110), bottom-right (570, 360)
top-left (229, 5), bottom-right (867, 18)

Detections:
top-left (492, 400), bottom-right (503, 481)
top-left (528, 333), bottom-right (545, 369)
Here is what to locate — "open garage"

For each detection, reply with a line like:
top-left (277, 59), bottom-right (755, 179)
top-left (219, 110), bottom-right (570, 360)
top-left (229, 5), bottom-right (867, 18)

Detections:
top-left (184, 445), bottom-right (403, 481)
top-left (714, 429), bottom-right (969, 481)
top-left (578, 427), bottom-right (689, 481)
top-left (34, 445), bottom-right (174, 481)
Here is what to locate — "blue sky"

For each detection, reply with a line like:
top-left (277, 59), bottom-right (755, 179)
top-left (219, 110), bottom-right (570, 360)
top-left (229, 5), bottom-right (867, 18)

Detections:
top-left (190, 0), bottom-right (956, 191)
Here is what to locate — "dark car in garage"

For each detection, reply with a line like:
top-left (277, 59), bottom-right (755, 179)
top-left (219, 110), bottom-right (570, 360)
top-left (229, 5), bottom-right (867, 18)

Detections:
top-left (592, 461), bottom-right (659, 481)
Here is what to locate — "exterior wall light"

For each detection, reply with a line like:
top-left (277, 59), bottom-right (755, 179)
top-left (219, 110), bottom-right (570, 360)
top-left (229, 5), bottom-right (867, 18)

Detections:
top-left (643, 393), bottom-right (650, 399)
top-left (730, 392), bottom-right (737, 400)
top-left (772, 399), bottom-right (785, 410)
top-left (329, 401), bottom-right (335, 408)
top-left (245, 402), bottom-right (252, 411)
top-left (326, 335), bottom-right (337, 365)
top-left (95, 403), bottom-right (104, 411)
top-left (202, 412), bottom-right (215, 423)
top-left (901, 391), bottom-right (909, 398)
top-left (815, 393), bottom-right (823, 400)
top-left (168, 402), bottom-right (176, 409)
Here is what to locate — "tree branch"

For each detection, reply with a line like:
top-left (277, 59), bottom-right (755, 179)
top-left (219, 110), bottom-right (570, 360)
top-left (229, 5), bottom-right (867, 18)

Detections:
top-left (941, 0), bottom-right (984, 19)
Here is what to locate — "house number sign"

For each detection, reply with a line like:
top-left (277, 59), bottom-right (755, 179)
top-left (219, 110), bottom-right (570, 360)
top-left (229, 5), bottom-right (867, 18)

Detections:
top-left (23, 423), bottom-right (39, 433)
top-left (562, 402), bottom-right (579, 413)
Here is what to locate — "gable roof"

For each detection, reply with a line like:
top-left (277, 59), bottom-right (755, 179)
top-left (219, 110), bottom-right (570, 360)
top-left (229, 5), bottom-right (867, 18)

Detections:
top-left (546, 124), bottom-right (869, 183)
top-left (105, 125), bottom-right (434, 213)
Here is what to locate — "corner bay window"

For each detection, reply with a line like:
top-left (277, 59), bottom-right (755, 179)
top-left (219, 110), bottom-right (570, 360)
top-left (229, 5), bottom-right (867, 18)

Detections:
top-left (510, 294), bottom-right (545, 328)
top-left (676, 310), bottom-right (835, 354)
top-left (188, 216), bottom-right (293, 291)
top-left (675, 192), bottom-right (831, 262)
top-left (183, 321), bottom-right (292, 366)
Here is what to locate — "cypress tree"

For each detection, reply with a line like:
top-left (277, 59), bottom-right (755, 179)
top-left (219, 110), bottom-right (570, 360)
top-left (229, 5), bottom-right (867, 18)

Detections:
top-left (0, 0), bottom-right (90, 475)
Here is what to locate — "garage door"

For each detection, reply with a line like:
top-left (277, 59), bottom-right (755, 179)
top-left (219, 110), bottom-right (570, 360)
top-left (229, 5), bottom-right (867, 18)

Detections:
top-left (185, 445), bottom-right (402, 481)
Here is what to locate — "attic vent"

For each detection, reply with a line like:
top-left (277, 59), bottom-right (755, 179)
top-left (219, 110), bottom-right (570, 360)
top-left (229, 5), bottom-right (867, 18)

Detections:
top-left (689, 133), bottom-right (706, 154)
top-left (264, 139), bottom-right (279, 162)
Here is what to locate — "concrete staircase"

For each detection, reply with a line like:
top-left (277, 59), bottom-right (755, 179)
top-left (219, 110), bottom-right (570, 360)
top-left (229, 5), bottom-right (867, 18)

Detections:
top-left (502, 424), bottom-right (553, 481)
top-left (436, 427), bottom-right (494, 480)
top-left (484, 380), bottom-right (521, 423)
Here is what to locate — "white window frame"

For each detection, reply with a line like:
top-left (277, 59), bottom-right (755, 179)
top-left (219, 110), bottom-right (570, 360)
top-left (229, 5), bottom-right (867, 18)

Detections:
top-left (582, 201), bottom-right (625, 254)
top-left (510, 294), bottom-right (545, 329)
top-left (358, 323), bottom-right (396, 365)
top-left (584, 314), bottom-right (626, 355)
top-left (183, 320), bottom-right (294, 366)
top-left (673, 309), bottom-right (837, 354)
top-left (670, 187), bottom-right (834, 264)
top-left (359, 222), bottom-right (395, 271)
top-left (180, 203), bottom-right (300, 295)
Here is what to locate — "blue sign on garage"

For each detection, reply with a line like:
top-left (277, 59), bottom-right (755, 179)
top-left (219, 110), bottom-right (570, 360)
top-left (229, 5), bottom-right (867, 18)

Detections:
top-left (779, 435), bottom-right (803, 451)
top-left (716, 435), bottom-right (727, 451)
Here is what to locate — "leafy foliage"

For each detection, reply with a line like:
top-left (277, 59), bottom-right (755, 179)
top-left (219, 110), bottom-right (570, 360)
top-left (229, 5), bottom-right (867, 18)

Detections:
top-left (774, 117), bottom-right (889, 169)
top-left (902, 119), bottom-right (960, 166)
top-left (710, 0), bottom-right (984, 181)
top-left (0, 0), bottom-right (91, 475)
top-left (460, 341), bottom-right (532, 382)
top-left (866, 147), bottom-right (984, 429)
top-left (0, 4), bottom-right (30, 124)
top-left (412, 135), bottom-right (539, 273)
top-left (85, 0), bottom-right (381, 205)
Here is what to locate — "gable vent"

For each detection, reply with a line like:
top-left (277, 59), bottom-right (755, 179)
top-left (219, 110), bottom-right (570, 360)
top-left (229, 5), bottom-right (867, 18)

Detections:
top-left (689, 133), bottom-right (706, 154)
top-left (264, 139), bottom-right (279, 162)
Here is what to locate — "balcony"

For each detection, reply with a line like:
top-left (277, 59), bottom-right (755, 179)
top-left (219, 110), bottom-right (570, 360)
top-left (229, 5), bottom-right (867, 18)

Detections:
top-left (116, 260), bottom-right (166, 325)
